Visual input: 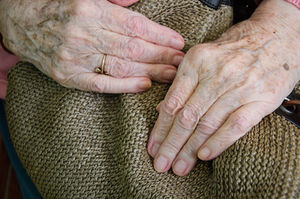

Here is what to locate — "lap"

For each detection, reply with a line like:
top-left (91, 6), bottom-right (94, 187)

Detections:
top-left (5, 62), bottom-right (300, 198)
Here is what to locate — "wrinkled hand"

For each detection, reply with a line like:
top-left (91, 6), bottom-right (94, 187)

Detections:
top-left (0, 0), bottom-right (184, 93)
top-left (148, 0), bottom-right (300, 176)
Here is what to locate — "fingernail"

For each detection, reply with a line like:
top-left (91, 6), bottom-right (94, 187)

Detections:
top-left (172, 36), bottom-right (185, 49)
top-left (138, 80), bottom-right (152, 90)
top-left (155, 155), bottom-right (169, 172)
top-left (198, 147), bottom-right (211, 160)
top-left (173, 55), bottom-right (184, 66)
top-left (162, 69), bottom-right (177, 82)
top-left (173, 159), bottom-right (187, 175)
top-left (151, 143), bottom-right (160, 157)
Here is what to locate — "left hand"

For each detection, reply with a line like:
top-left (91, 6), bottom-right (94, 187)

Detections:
top-left (0, 0), bottom-right (184, 94)
top-left (147, 0), bottom-right (300, 176)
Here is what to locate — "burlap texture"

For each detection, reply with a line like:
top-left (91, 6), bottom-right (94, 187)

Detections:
top-left (5, 0), bottom-right (300, 198)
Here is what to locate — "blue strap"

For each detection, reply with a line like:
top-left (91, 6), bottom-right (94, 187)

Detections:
top-left (0, 100), bottom-right (43, 199)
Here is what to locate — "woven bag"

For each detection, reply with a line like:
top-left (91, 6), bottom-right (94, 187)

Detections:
top-left (5, 0), bottom-right (300, 198)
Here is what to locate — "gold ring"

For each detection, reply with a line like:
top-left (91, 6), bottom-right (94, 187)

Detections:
top-left (95, 54), bottom-right (107, 74)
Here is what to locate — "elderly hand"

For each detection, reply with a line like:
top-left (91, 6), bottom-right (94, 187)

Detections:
top-left (148, 0), bottom-right (300, 176)
top-left (0, 0), bottom-right (184, 93)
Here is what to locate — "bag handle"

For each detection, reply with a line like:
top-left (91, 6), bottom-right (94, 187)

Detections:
top-left (200, 0), bottom-right (232, 9)
top-left (275, 89), bottom-right (300, 128)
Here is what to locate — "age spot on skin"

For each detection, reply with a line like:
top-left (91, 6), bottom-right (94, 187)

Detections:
top-left (283, 63), bottom-right (289, 71)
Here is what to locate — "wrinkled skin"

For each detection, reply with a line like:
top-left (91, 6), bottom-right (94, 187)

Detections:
top-left (0, 0), bottom-right (184, 93)
top-left (148, 0), bottom-right (300, 176)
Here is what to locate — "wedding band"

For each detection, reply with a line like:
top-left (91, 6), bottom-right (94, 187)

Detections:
top-left (95, 54), bottom-right (107, 74)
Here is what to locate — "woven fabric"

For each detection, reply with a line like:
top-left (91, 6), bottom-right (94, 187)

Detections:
top-left (5, 0), bottom-right (300, 198)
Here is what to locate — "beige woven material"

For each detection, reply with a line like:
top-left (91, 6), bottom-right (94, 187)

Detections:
top-left (5, 0), bottom-right (300, 198)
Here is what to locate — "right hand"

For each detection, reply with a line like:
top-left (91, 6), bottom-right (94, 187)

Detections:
top-left (0, 0), bottom-right (184, 93)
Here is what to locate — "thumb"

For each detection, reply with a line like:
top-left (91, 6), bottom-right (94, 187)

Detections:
top-left (108, 0), bottom-right (140, 7)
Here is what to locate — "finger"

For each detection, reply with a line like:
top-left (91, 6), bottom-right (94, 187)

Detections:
top-left (54, 47), bottom-right (178, 83)
top-left (96, 1), bottom-right (185, 49)
top-left (153, 103), bottom-right (200, 173)
top-left (171, 94), bottom-right (242, 176)
top-left (197, 102), bottom-right (271, 161)
top-left (108, 0), bottom-right (140, 7)
top-left (68, 72), bottom-right (152, 93)
top-left (94, 30), bottom-right (185, 66)
top-left (147, 61), bottom-right (198, 172)
top-left (104, 56), bottom-right (178, 83)
top-left (84, 54), bottom-right (177, 82)
top-left (67, 29), bottom-right (184, 66)
top-left (154, 76), bottom-right (234, 172)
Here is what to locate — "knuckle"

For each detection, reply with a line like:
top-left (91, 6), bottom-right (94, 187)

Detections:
top-left (197, 118), bottom-right (221, 136)
top-left (182, 141), bottom-right (199, 156)
top-left (231, 113), bottom-right (251, 133)
top-left (186, 46), bottom-right (203, 60)
top-left (185, 44), bottom-right (218, 71)
top-left (211, 138), bottom-right (227, 150)
top-left (188, 44), bottom-right (216, 58)
top-left (163, 95), bottom-right (184, 116)
top-left (157, 48), bottom-right (171, 63)
top-left (49, 68), bottom-right (67, 83)
top-left (165, 138), bottom-right (182, 154)
top-left (50, 51), bottom-right (72, 83)
top-left (215, 64), bottom-right (235, 82)
top-left (55, 49), bottom-right (73, 65)
top-left (125, 15), bottom-right (146, 37)
top-left (177, 105), bottom-right (199, 130)
top-left (125, 38), bottom-right (144, 60)
top-left (89, 77), bottom-right (106, 93)
top-left (217, 56), bottom-right (244, 78)
top-left (108, 58), bottom-right (132, 78)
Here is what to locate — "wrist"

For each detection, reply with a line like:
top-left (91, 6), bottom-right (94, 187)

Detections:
top-left (250, 0), bottom-right (300, 37)
top-left (249, 0), bottom-right (300, 77)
